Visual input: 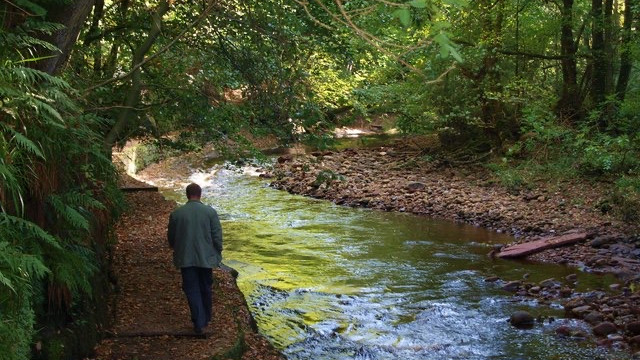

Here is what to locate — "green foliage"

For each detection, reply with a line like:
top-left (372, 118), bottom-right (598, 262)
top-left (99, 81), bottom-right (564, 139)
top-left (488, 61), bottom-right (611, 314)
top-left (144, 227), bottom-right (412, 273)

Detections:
top-left (313, 169), bottom-right (345, 189)
top-left (610, 177), bottom-right (640, 224)
top-left (1, 7), bottom-right (122, 358)
top-left (485, 161), bottom-right (528, 194)
top-left (578, 134), bottom-right (638, 175)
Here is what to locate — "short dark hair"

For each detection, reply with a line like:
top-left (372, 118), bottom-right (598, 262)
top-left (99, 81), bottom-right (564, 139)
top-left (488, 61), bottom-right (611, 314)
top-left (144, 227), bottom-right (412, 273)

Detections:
top-left (186, 183), bottom-right (202, 199)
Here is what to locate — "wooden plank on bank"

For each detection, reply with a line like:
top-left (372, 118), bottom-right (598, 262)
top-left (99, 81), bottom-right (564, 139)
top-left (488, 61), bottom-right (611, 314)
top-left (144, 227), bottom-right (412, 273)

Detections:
top-left (120, 186), bottom-right (159, 192)
top-left (497, 232), bottom-right (589, 259)
top-left (107, 330), bottom-right (208, 339)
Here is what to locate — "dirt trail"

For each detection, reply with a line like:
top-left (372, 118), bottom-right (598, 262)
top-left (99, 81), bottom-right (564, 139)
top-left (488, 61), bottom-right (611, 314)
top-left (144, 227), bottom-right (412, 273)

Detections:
top-left (91, 186), bottom-right (282, 360)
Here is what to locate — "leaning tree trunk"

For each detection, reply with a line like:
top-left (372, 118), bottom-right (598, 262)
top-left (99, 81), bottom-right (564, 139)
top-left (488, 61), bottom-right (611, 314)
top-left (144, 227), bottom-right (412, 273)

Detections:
top-left (36, 1), bottom-right (95, 74)
top-left (103, 1), bottom-right (172, 153)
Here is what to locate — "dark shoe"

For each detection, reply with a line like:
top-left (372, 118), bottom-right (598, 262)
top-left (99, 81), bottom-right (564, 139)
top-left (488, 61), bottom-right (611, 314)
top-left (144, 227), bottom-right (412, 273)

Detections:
top-left (194, 327), bottom-right (203, 335)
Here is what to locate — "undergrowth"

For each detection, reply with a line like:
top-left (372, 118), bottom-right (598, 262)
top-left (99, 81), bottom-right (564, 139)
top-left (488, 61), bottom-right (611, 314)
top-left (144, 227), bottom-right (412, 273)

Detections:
top-left (486, 104), bottom-right (640, 225)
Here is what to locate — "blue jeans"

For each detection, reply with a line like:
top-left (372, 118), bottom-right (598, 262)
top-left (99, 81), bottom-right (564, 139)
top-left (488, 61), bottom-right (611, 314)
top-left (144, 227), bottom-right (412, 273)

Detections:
top-left (181, 267), bottom-right (213, 329)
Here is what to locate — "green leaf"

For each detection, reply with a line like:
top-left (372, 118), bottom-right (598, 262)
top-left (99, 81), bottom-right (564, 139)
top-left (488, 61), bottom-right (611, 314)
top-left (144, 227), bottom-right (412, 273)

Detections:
top-left (442, 0), bottom-right (468, 8)
top-left (393, 8), bottom-right (412, 27)
top-left (440, 44), bottom-right (450, 58)
top-left (408, 0), bottom-right (428, 8)
top-left (433, 32), bottom-right (463, 62)
top-left (448, 45), bottom-right (463, 62)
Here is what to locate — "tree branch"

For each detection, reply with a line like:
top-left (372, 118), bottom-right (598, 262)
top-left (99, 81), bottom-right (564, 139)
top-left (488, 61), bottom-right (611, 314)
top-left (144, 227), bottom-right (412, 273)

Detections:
top-left (83, 0), bottom-right (216, 95)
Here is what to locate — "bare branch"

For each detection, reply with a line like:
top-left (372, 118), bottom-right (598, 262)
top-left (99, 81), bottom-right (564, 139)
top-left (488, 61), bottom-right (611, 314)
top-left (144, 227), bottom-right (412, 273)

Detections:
top-left (293, 0), bottom-right (335, 30)
top-left (333, 0), bottom-right (426, 76)
top-left (375, 0), bottom-right (406, 7)
top-left (3, 0), bottom-right (36, 16)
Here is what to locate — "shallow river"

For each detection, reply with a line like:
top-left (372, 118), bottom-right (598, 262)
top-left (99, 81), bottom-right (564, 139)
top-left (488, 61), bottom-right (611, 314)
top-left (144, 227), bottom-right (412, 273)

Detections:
top-left (157, 164), bottom-right (627, 360)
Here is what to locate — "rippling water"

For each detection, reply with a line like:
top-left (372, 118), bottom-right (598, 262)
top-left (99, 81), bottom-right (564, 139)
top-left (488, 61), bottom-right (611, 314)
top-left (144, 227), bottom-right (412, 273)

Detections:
top-left (157, 164), bottom-right (627, 360)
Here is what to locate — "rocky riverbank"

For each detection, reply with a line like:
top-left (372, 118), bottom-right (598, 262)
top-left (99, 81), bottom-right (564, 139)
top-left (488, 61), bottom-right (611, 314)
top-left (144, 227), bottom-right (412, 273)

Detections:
top-left (265, 142), bottom-right (640, 353)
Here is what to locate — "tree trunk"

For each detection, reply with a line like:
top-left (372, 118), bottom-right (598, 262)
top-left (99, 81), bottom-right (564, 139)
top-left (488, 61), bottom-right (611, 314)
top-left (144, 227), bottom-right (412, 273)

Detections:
top-left (556, 0), bottom-right (582, 122)
top-left (591, 0), bottom-right (606, 109)
top-left (86, 0), bottom-right (105, 75)
top-left (103, 1), bottom-right (172, 153)
top-left (615, 0), bottom-right (633, 102)
top-left (36, 1), bottom-right (95, 74)
top-left (603, 0), bottom-right (615, 95)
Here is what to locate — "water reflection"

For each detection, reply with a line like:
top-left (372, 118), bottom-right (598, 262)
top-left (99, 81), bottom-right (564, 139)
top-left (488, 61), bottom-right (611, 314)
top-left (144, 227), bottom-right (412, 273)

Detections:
top-left (159, 165), bottom-right (626, 360)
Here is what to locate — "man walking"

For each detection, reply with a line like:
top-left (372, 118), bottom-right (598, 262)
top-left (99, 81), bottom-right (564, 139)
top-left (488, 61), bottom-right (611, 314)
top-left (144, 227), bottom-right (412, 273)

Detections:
top-left (168, 183), bottom-right (223, 335)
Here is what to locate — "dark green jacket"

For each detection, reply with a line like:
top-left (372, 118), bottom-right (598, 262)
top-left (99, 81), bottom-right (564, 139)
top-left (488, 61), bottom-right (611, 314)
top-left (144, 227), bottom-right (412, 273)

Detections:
top-left (168, 200), bottom-right (223, 268)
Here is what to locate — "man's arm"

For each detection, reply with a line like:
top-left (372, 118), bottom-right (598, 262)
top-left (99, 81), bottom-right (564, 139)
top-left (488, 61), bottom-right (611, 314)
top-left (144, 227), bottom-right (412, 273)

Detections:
top-left (210, 210), bottom-right (223, 253)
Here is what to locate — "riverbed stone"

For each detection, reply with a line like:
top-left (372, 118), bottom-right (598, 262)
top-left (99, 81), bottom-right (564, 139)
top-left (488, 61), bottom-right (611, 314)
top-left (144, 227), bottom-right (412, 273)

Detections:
top-left (540, 278), bottom-right (560, 288)
top-left (563, 298), bottom-right (586, 311)
top-left (501, 280), bottom-right (521, 292)
top-left (559, 287), bottom-right (572, 298)
top-left (583, 311), bottom-right (604, 325)
top-left (571, 305), bottom-right (592, 316)
top-left (277, 154), bottom-right (294, 163)
top-left (510, 311), bottom-right (535, 328)
top-left (406, 182), bottom-right (426, 192)
top-left (626, 321), bottom-right (640, 335)
top-left (629, 335), bottom-right (640, 346)
top-left (592, 321), bottom-right (617, 336)
top-left (591, 235), bottom-right (618, 248)
top-left (555, 325), bottom-right (571, 336)
top-left (565, 274), bottom-right (578, 282)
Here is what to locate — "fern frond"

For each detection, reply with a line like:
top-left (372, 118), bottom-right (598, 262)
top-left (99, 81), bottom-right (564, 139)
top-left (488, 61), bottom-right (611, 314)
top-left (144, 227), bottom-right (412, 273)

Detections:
top-left (42, 86), bottom-right (79, 112)
top-left (0, 241), bottom-right (50, 295)
top-left (3, 67), bottom-right (71, 90)
top-left (10, 0), bottom-right (47, 17)
top-left (0, 123), bottom-right (45, 158)
top-left (0, 213), bottom-right (61, 249)
top-left (47, 194), bottom-right (90, 231)
top-left (30, 97), bottom-right (64, 123)
top-left (15, 35), bottom-right (61, 52)
top-left (0, 163), bottom-right (24, 214)
top-left (0, 84), bottom-right (22, 98)
top-left (0, 271), bottom-right (15, 292)
top-left (48, 243), bottom-right (97, 296)
top-left (62, 191), bottom-right (106, 211)
top-left (20, 19), bottom-right (65, 35)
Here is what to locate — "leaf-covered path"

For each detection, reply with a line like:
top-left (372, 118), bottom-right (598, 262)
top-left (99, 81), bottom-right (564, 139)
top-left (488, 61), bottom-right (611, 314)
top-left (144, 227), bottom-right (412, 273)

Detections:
top-left (91, 188), bottom-right (283, 360)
